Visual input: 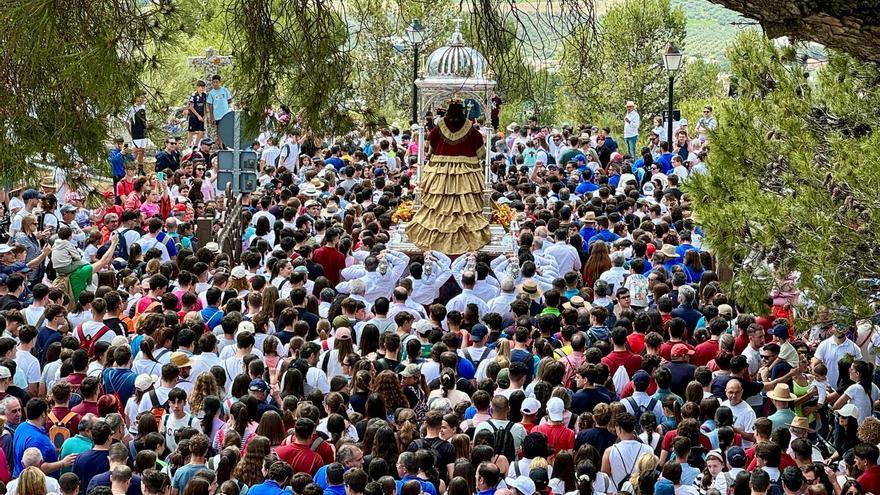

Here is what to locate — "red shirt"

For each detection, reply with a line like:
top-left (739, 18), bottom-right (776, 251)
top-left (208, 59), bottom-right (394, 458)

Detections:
top-left (733, 332), bottom-right (749, 355)
top-left (601, 350), bottom-right (643, 377)
top-left (627, 333), bottom-right (646, 354)
top-left (72, 400), bottom-right (100, 417)
top-left (521, 422), bottom-right (538, 433)
top-left (659, 341), bottom-right (693, 362)
top-left (692, 339), bottom-right (720, 367)
top-left (859, 465), bottom-right (880, 495)
top-left (276, 441), bottom-right (325, 477)
top-left (312, 246), bottom-right (346, 285)
top-left (532, 423), bottom-right (575, 453)
top-left (746, 452), bottom-right (797, 472)
top-left (660, 430), bottom-right (713, 453)
top-left (49, 406), bottom-right (81, 439)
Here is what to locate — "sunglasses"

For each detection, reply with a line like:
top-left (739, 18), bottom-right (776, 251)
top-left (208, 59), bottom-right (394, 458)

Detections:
top-left (196, 167), bottom-right (205, 171)
top-left (761, 354), bottom-right (773, 360)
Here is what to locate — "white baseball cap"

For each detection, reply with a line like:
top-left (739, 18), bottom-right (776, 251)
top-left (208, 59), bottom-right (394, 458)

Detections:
top-left (521, 397), bottom-right (541, 415)
top-left (505, 476), bottom-right (536, 495)
top-left (547, 397), bottom-right (565, 422)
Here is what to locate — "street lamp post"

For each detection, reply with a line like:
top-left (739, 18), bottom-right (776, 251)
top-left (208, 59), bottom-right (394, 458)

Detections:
top-left (662, 42), bottom-right (683, 147)
top-left (405, 19), bottom-right (425, 125)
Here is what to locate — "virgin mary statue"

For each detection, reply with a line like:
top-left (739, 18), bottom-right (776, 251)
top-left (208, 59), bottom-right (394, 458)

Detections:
top-left (407, 99), bottom-right (491, 255)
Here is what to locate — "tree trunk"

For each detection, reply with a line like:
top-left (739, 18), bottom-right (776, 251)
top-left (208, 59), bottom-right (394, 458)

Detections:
top-left (709, 0), bottom-right (880, 63)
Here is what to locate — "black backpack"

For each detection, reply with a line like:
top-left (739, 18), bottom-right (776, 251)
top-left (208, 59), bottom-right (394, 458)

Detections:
top-left (626, 397), bottom-right (657, 432)
top-left (488, 420), bottom-right (517, 461)
top-left (114, 228), bottom-right (134, 260)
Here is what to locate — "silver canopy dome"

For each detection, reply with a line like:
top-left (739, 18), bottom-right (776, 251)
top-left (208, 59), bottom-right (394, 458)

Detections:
top-left (423, 20), bottom-right (488, 80)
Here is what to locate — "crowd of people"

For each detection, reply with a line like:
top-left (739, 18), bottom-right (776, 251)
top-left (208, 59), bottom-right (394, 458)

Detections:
top-left (0, 86), bottom-right (874, 495)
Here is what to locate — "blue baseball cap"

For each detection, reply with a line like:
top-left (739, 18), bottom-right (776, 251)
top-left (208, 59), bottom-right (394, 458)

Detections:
top-left (248, 378), bottom-right (269, 392)
top-left (656, 479), bottom-right (675, 495)
top-left (469, 324), bottom-right (488, 341)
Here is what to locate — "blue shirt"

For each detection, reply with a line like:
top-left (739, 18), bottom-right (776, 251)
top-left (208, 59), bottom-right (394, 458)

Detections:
top-left (587, 230), bottom-right (620, 247)
top-left (73, 449), bottom-right (110, 494)
top-left (35, 326), bottom-right (63, 366)
top-left (397, 475), bottom-right (438, 495)
top-left (172, 463), bottom-right (209, 494)
top-left (656, 153), bottom-right (673, 174)
top-left (457, 356), bottom-right (476, 380)
top-left (249, 480), bottom-right (287, 495)
top-left (87, 471), bottom-right (141, 495)
top-left (207, 87), bottom-right (232, 120)
top-left (103, 367), bottom-right (138, 406)
top-left (200, 306), bottom-right (224, 331)
top-left (326, 156), bottom-right (345, 171)
top-left (108, 149), bottom-right (128, 177)
top-left (13, 421), bottom-right (58, 477)
top-left (575, 181), bottom-right (599, 196)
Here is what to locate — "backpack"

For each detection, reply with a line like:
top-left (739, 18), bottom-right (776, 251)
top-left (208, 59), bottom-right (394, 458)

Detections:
top-left (149, 390), bottom-right (169, 424)
top-left (409, 385), bottom-right (429, 423)
top-left (768, 478), bottom-right (784, 495)
top-left (463, 348), bottom-right (491, 369)
top-left (76, 323), bottom-right (112, 358)
top-left (114, 228), bottom-right (133, 260)
top-left (414, 437), bottom-right (446, 470)
top-left (626, 397), bottom-right (657, 431)
top-left (488, 420), bottom-right (517, 461)
top-left (47, 411), bottom-right (77, 453)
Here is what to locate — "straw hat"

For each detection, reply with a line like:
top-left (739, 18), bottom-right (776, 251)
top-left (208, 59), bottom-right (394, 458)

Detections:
top-left (786, 417), bottom-right (815, 432)
top-left (660, 244), bottom-right (678, 259)
top-left (766, 383), bottom-right (796, 402)
top-left (518, 280), bottom-right (543, 301)
top-left (563, 296), bottom-right (591, 311)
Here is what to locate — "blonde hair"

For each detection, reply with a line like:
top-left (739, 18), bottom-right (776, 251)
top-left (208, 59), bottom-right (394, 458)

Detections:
top-left (629, 453), bottom-right (660, 488)
top-left (495, 339), bottom-right (511, 363)
top-left (189, 373), bottom-right (220, 413)
top-left (20, 214), bottom-right (37, 233)
top-left (183, 311), bottom-right (203, 328)
top-left (18, 466), bottom-right (45, 495)
top-left (530, 457), bottom-right (549, 470)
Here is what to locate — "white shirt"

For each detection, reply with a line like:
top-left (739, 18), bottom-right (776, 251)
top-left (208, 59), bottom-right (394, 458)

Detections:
top-left (599, 266), bottom-right (628, 295)
top-left (6, 473), bottom-right (59, 495)
top-left (260, 146), bottom-right (281, 168)
top-left (446, 289), bottom-right (490, 319)
top-left (305, 367), bottom-right (330, 393)
top-left (843, 382), bottom-right (880, 423)
top-left (544, 242), bottom-right (581, 276)
top-left (16, 348), bottom-right (40, 387)
top-left (190, 352), bottom-right (221, 381)
top-left (135, 234), bottom-right (171, 262)
top-left (721, 399), bottom-right (757, 447)
top-left (607, 440), bottom-right (655, 487)
top-left (622, 391), bottom-right (665, 420)
top-left (73, 320), bottom-right (117, 345)
top-left (624, 110), bottom-right (641, 138)
top-left (251, 209), bottom-right (277, 227)
top-left (22, 306), bottom-right (45, 327)
top-left (387, 302), bottom-right (423, 322)
top-left (487, 292), bottom-right (517, 320)
top-left (815, 337), bottom-right (861, 388)
top-left (742, 344), bottom-right (762, 377)
top-left (337, 251), bottom-right (410, 302)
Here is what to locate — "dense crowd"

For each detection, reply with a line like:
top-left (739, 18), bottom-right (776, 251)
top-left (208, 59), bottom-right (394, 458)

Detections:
top-left (0, 82), bottom-right (875, 495)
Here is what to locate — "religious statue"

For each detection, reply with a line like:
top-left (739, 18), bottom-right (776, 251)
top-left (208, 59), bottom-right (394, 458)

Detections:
top-left (407, 99), bottom-right (491, 254)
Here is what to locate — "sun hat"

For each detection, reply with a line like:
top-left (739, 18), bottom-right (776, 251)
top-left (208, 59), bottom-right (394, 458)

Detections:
top-left (766, 383), bottom-right (796, 402)
top-left (204, 242), bottom-right (220, 254)
top-left (170, 352), bottom-right (194, 369)
top-left (519, 280), bottom-right (543, 301)
top-left (660, 244), bottom-right (678, 259)
top-left (786, 416), bottom-right (815, 432)
top-left (301, 184), bottom-right (319, 197)
top-left (134, 374), bottom-right (157, 392)
top-left (563, 296), bottom-right (590, 311)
